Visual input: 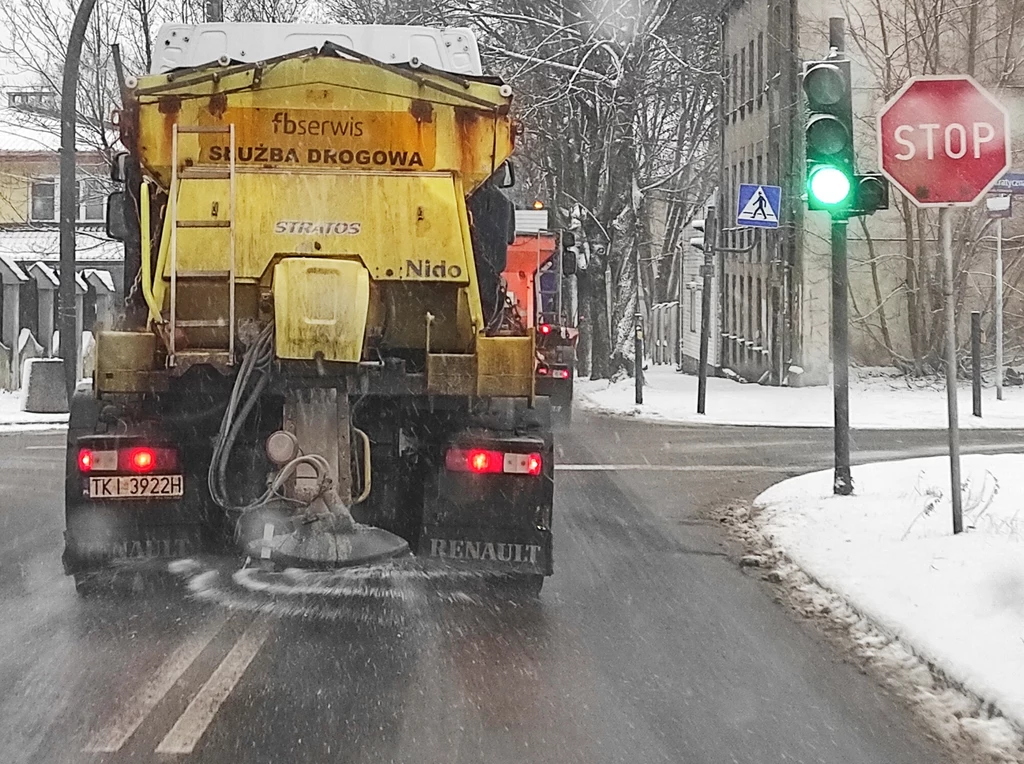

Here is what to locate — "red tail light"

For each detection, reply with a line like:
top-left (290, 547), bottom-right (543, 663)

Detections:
top-left (445, 448), bottom-right (543, 477)
top-left (526, 453), bottom-right (543, 476)
top-left (130, 448), bottom-right (155, 472)
top-left (552, 368), bottom-right (570, 380)
top-left (446, 448), bottom-right (503, 474)
top-left (117, 446), bottom-right (179, 474)
top-left (537, 365), bottom-right (549, 376)
top-left (78, 449), bottom-right (93, 472)
top-left (538, 323), bottom-right (552, 335)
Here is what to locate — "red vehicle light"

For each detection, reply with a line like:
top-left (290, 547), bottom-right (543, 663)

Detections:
top-left (537, 365), bottom-right (550, 376)
top-left (538, 323), bottom-right (552, 335)
top-left (552, 368), bottom-right (570, 380)
top-left (446, 448), bottom-right (504, 474)
top-left (117, 446), bottom-right (179, 474)
top-left (131, 448), bottom-right (155, 472)
top-left (527, 453), bottom-right (543, 476)
top-left (78, 449), bottom-right (93, 473)
top-left (445, 448), bottom-right (543, 476)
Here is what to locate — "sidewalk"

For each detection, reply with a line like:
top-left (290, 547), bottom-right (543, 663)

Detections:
top-left (0, 390), bottom-right (69, 432)
top-left (751, 455), bottom-right (1024, 755)
top-left (577, 366), bottom-right (1024, 429)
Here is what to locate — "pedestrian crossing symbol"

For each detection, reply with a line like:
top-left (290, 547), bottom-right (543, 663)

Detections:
top-left (736, 184), bottom-right (781, 229)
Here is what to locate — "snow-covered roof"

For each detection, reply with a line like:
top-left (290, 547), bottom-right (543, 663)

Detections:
top-left (0, 105), bottom-right (107, 154)
top-left (152, 23), bottom-right (483, 76)
top-left (84, 268), bottom-right (115, 293)
top-left (0, 254), bottom-right (27, 283)
top-left (0, 226), bottom-right (123, 264)
top-left (28, 261), bottom-right (58, 287)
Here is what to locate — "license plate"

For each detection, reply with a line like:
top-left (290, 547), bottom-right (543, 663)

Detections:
top-left (88, 475), bottom-right (184, 499)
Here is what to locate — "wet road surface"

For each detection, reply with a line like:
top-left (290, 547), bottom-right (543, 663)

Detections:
top-left (1, 414), bottom-right (1020, 764)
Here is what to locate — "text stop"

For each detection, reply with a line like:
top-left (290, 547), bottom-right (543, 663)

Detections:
top-left (892, 122), bottom-right (996, 161)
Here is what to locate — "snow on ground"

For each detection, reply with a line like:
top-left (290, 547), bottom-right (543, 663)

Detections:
top-left (0, 390), bottom-right (68, 431)
top-left (753, 454), bottom-right (1024, 752)
top-left (578, 366), bottom-right (1024, 429)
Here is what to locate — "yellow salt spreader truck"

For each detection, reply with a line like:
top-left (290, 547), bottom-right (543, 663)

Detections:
top-left (64, 24), bottom-right (553, 595)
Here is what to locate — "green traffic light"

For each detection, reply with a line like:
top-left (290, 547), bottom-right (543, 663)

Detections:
top-left (808, 165), bottom-right (852, 206)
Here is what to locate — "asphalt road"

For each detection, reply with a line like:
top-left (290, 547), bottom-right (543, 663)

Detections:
top-left (1, 414), bottom-right (1020, 764)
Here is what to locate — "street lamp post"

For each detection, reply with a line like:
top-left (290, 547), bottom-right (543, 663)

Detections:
top-left (59, 0), bottom-right (99, 402)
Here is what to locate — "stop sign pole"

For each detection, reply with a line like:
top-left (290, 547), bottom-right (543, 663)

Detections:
top-left (878, 75), bottom-right (1012, 535)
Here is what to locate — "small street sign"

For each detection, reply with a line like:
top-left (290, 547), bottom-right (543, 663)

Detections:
top-left (992, 171), bottom-right (1024, 194)
top-left (736, 184), bottom-right (781, 228)
top-left (877, 75), bottom-right (1011, 207)
top-left (987, 194), bottom-right (1012, 219)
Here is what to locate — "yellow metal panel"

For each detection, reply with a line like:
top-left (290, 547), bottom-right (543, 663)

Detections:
top-left (133, 56), bottom-right (514, 194)
top-left (476, 335), bottom-right (534, 398)
top-left (94, 331), bottom-right (167, 393)
top-left (166, 172), bottom-right (472, 285)
top-left (273, 258), bottom-right (369, 362)
top-left (426, 353), bottom-right (477, 396)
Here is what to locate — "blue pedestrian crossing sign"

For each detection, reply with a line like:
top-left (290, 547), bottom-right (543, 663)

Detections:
top-left (736, 184), bottom-right (781, 229)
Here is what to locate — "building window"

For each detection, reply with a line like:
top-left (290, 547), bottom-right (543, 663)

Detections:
top-left (740, 47), bottom-right (747, 116)
top-left (723, 58), bottom-right (730, 114)
top-left (757, 32), bottom-right (764, 107)
top-left (77, 178), bottom-right (104, 222)
top-left (757, 277), bottom-right (764, 340)
top-left (732, 53), bottom-right (739, 117)
top-left (748, 40), bottom-right (755, 106)
top-left (30, 179), bottom-right (56, 221)
top-left (748, 275), bottom-right (754, 339)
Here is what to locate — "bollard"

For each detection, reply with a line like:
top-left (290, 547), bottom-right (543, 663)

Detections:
top-left (972, 311), bottom-right (982, 418)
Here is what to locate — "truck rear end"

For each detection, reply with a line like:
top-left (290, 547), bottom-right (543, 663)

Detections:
top-left (503, 211), bottom-right (578, 426)
top-left (64, 24), bottom-right (553, 594)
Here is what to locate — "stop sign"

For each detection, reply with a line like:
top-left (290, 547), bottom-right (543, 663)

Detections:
top-left (877, 75), bottom-right (1010, 207)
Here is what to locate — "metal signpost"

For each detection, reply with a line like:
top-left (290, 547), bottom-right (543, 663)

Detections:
top-left (878, 75), bottom-right (1012, 534)
top-left (690, 188), bottom-right (768, 416)
top-left (986, 193), bottom-right (1012, 401)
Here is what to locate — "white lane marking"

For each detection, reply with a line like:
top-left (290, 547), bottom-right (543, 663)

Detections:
top-left (155, 614), bottom-right (273, 755)
top-left (556, 463), bottom-right (797, 472)
top-left (24, 445), bottom-right (65, 450)
top-left (84, 614), bottom-right (229, 753)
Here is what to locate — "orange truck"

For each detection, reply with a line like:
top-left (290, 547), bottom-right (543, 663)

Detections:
top-left (502, 209), bottom-right (578, 424)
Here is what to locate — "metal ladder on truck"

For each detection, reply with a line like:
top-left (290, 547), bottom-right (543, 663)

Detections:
top-left (167, 123), bottom-right (237, 370)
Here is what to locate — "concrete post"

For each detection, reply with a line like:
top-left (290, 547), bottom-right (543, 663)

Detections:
top-left (0, 257), bottom-right (28, 390)
top-left (28, 263), bottom-right (59, 356)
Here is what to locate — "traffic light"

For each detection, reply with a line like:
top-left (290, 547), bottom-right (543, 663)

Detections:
top-left (849, 173), bottom-right (889, 217)
top-left (560, 231), bottom-right (579, 277)
top-left (689, 219), bottom-right (706, 250)
top-left (803, 58), bottom-right (854, 214)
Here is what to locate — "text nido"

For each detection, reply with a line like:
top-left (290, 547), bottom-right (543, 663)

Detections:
top-left (274, 221), bottom-right (361, 235)
top-left (405, 259), bottom-right (463, 279)
top-left (429, 538), bottom-right (542, 564)
top-left (892, 121), bottom-right (997, 161)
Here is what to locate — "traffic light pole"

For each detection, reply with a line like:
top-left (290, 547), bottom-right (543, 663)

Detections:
top-left (831, 217), bottom-right (853, 495)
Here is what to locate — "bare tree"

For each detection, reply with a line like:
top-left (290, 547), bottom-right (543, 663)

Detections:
top-left (323, 0), bottom-right (719, 378)
top-left (843, 0), bottom-right (1024, 373)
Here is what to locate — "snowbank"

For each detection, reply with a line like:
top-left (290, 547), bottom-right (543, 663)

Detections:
top-left (578, 366), bottom-right (1024, 429)
top-left (0, 390), bottom-right (68, 431)
top-left (755, 454), bottom-right (1024, 729)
